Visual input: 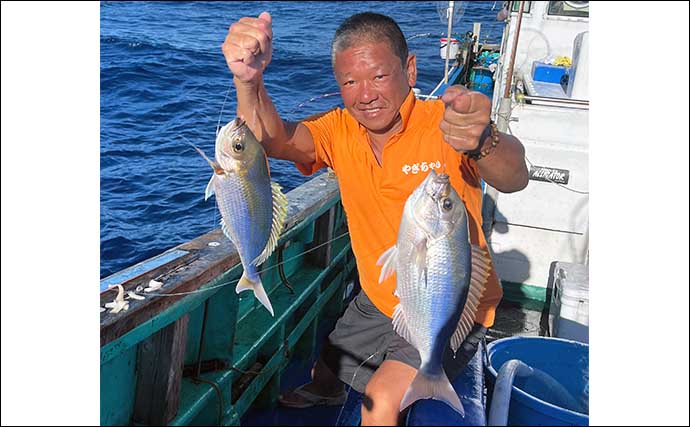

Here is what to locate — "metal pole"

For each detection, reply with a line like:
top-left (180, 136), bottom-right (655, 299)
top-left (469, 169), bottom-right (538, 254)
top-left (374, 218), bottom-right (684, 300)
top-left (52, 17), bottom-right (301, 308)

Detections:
top-left (496, 0), bottom-right (524, 133)
top-left (525, 95), bottom-right (589, 105)
top-left (444, 1), bottom-right (455, 84)
top-left (522, 95), bottom-right (589, 105)
top-left (503, 0), bottom-right (525, 99)
top-left (473, 22), bottom-right (481, 53)
top-left (484, 1), bottom-right (526, 241)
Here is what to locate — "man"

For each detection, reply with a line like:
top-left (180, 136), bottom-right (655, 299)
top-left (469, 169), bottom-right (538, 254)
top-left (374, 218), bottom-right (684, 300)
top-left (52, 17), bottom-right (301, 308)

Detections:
top-left (222, 11), bottom-right (528, 426)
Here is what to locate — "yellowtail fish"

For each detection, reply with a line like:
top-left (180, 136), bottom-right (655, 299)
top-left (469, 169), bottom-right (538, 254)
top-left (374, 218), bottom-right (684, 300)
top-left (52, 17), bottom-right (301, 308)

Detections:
top-left (377, 170), bottom-right (491, 415)
top-left (193, 118), bottom-right (288, 316)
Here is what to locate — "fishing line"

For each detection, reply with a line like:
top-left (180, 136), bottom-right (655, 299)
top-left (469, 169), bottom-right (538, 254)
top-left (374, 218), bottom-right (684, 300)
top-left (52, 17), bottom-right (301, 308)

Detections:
top-left (256, 230), bottom-right (350, 275)
top-left (216, 82), bottom-right (234, 136)
top-left (405, 32), bottom-right (461, 42)
top-left (288, 92), bottom-right (341, 116)
top-left (146, 231), bottom-right (351, 297)
top-left (406, 32), bottom-right (432, 41)
top-left (495, 99), bottom-right (517, 127)
top-left (503, 122), bottom-right (589, 195)
top-left (335, 343), bottom-right (386, 426)
top-left (169, 83), bottom-right (449, 299)
top-left (442, 124), bottom-right (449, 174)
top-left (176, 134), bottom-right (222, 234)
top-left (524, 155), bottom-right (589, 195)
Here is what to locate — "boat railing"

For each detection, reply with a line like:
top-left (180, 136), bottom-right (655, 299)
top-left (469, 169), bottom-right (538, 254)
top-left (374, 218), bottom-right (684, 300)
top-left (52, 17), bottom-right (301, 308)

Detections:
top-left (100, 171), bottom-right (356, 426)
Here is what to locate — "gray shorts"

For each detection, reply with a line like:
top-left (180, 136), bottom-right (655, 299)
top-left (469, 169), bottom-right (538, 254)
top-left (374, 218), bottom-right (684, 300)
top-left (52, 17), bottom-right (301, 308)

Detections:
top-left (320, 291), bottom-right (487, 393)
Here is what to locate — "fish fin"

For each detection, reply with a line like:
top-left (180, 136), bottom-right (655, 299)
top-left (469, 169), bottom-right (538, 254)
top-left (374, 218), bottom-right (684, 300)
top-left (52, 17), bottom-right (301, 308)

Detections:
top-left (400, 370), bottom-right (465, 416)
top-left (252, 181), bottom-right (288, 266)
top-left (376, 245), bottom-right (398, 283)
top-left (204, 175), bottom-right (216, 201)
top-left (220, 218), bottom-right (232, 241)
top-left (392, 303), bottom-right (415, 346)
top-left (236, 272), bottom-right (274, 317)
top-left (451, 245), bottom-right (492, 353)
top-left (413, 238), bottom-right (428, 288)
top-left (190, 142), bottom-right (224, 175)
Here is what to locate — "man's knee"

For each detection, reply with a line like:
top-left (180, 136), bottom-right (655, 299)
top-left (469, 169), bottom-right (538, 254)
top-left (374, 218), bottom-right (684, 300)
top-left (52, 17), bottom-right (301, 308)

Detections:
top-left (361, 362), bottom-right (414, 419)
top-left (360, 360), bottom-right (417, 424)
top-left (362, 381), bottom-right (401, 416)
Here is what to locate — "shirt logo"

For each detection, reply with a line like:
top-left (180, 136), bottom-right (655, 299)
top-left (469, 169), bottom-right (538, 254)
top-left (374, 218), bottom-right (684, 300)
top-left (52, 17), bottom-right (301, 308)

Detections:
top-left (402, 160), bottom-right (442, 175)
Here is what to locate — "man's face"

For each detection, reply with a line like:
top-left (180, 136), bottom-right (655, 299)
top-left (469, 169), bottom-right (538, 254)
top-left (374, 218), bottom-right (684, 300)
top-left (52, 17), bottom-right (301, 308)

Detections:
top-left (334, 41), bottom-right (416, 135)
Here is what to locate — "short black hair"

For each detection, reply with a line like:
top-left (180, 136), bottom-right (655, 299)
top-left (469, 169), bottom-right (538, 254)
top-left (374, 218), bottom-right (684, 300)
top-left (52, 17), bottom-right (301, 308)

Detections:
top-left (331, 12), bottom-right (408, 68)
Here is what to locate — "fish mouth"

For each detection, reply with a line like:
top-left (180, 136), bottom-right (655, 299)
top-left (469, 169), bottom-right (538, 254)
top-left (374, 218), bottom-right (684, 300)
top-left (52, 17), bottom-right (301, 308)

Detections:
top-left (410, 170), bottom-right (452, 242)
top-left (433, 172), bottom-right (450, 184)
top-left (424, 171), bottom-right (450, 201)
top-left (214, 117), bottom-right (249, 168)
top-left (228, 117), bottom-right (247, 136)
top-left (218, 117), bottom-right (247, 142)
top-left (230, 117), bottom-right (246, 130)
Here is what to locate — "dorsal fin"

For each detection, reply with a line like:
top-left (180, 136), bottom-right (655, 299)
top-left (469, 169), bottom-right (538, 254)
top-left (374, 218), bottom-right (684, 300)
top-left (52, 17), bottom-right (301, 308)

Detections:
top-left (252, 181), bottom-right (289, 266)
top-left (450, 245), bottom-right (492, 353)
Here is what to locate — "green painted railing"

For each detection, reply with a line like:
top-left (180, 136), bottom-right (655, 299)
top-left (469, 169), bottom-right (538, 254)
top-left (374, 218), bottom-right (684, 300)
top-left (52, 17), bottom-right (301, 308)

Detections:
top-left (500, 281), bottom-right (548, 312)
top-left (100, 172), bottom-right (355, 426)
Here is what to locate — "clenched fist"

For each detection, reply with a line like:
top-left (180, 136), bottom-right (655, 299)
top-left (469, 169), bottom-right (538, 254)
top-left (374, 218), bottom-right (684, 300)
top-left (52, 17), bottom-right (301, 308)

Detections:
top-left (222, 11), bottom-right (273, 83)
top-left (439, 85), bottom-right (492, 153)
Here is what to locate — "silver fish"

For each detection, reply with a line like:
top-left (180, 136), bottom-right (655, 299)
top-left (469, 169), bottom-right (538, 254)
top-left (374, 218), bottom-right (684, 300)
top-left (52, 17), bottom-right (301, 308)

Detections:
top-left (193, 118), bottom-right (288, 316)
top-left (377, 170), bottom-right (491, 415)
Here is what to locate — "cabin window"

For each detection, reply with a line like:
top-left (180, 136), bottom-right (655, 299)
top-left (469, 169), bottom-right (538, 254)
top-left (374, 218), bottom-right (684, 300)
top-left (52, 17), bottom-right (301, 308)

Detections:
top-left (547, 1), bottom-right (589, 18)
top-left (510, 1), bottom-right (532, 14)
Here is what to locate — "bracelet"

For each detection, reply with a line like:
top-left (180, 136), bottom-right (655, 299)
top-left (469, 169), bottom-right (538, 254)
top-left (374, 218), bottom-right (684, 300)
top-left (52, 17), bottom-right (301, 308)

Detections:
top-left (466, 120), bottom-right (500, 161)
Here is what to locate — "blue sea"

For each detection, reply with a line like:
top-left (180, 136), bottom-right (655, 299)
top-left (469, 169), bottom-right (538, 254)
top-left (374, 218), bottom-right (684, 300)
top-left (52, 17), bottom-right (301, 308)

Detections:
top-left (100, 1), bottom-right (504, 279)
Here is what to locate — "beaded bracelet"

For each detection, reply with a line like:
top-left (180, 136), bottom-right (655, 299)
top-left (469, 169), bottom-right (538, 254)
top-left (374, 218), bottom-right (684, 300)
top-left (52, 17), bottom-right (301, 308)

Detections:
top-left (467, 120), bottom-right (500, 161)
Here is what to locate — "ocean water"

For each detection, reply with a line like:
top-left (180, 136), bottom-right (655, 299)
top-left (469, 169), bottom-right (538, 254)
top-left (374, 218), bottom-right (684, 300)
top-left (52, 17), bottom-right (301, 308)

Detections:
top-left (100, 1), bottom-right (504, 279)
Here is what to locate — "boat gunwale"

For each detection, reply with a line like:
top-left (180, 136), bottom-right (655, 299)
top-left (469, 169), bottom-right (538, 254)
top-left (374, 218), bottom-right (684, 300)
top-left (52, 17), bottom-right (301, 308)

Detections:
top-left (100, 172), bottom-right (341, 348)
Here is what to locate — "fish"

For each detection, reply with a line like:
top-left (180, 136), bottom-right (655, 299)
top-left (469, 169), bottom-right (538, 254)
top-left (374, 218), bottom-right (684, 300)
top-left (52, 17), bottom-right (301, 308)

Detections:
top-left (193, 117), bottom-right (288, 316)
top-left (376, 169), bottom-right (491, 416)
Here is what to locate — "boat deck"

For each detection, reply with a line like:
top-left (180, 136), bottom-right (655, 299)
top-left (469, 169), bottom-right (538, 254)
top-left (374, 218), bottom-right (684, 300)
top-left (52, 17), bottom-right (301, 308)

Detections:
top-left (241, 296), bottom-right (548, 426)
top-left (487, 299), bottom-right (548, 343)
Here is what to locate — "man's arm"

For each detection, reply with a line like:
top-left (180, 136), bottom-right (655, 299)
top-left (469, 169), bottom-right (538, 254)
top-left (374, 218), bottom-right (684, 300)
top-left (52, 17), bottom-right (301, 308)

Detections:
top-left (222, 12), bottom-right (316, 166)
top-left (474, 130), bottom-right (527, 193)
top-left (439, 85), bottom-right (528, 193)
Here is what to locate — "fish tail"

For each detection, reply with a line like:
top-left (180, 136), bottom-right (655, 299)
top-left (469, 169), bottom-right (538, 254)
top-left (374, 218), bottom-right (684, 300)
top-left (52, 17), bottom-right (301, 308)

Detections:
top-left (400, 370), bottom-right (465, 417)
top-left (236, 272), bottom-right (275, 317)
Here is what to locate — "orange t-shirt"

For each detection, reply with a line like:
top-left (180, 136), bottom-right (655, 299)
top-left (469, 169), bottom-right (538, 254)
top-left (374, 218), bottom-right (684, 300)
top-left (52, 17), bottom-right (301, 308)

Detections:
top-left (296, 90), bottom-right (502, 327)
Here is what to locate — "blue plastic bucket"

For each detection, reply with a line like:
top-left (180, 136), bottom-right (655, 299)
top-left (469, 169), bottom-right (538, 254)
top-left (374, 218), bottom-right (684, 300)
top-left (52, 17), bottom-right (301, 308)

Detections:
top-left (486, 337), bottom-right (589, 426)
top-left (470, 68), bottom-right (494, 97)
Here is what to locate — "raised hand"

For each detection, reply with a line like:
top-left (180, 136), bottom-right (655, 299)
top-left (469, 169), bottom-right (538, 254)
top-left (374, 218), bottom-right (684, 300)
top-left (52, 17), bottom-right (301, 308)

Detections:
top-left (222, 11), bottom-right (273, 84)
top-left (439, 85), bottom-right (492, 153)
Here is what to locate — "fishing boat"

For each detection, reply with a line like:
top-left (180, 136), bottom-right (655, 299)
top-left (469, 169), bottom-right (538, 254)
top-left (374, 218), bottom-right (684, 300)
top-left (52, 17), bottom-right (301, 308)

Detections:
top-left (100, 1), bottom-right (589, 425)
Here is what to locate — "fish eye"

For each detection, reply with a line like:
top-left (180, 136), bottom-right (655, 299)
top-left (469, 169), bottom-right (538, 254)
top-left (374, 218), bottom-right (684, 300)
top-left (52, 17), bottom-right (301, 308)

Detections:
top-left (232, 139), bottom-right (244, 152)
top-left (441, 198), bottom-right (453, 211)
